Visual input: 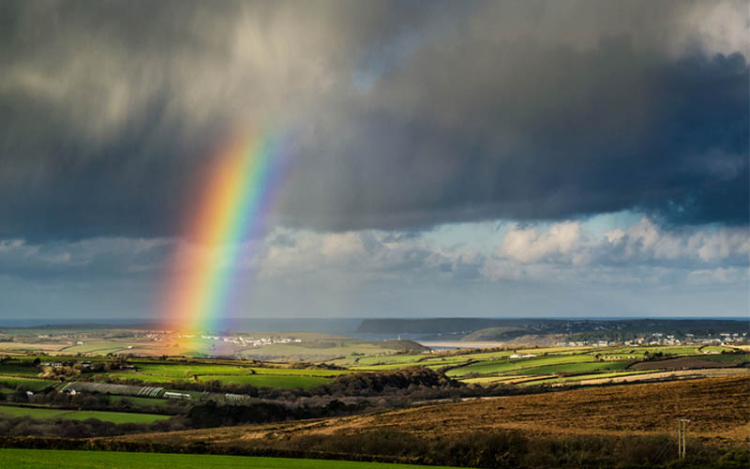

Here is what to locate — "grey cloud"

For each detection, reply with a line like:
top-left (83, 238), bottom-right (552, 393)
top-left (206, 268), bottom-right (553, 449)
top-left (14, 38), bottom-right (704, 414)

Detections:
top-left (280, 38), bottom-right (748, 231)
top-left (258, 229), bottom-right (484, 283)
top-left (0, 237), bottom-right (170, 280)
top-left (0, 0), bottom-right (747, 240)
top-left (0, 219), bottom-right (745, 302)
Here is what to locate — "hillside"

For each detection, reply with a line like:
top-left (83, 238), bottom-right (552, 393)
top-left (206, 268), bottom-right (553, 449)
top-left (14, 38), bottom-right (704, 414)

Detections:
top-left (459, 327), bottom-right (528, 341)
top-left (112, 376), bottom-right (750, 447)
top-left (356, 318), bottom-right (556, 334)
top-left (356, 318), bottom-right (750, 342)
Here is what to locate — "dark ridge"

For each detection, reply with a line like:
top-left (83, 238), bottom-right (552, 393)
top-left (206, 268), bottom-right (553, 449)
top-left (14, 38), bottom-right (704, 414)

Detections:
top-left (357, 318), bottom-right (750, 335)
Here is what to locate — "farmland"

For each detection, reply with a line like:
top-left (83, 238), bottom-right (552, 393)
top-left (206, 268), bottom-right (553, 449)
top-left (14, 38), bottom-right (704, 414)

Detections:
top-left (341, 344), bottom-right (749, 387)
top-left (0, 405), bottom-right (171, 423)
top-left (1, 321), bottom-right (746, 392)
top-left (0, 449), bottom-right (457, 469)
top-left (0, 377), bottom-right (55, 391)
top-left (0, 323), bottom-right (747, 469)
top-left (115, 376), bottom-right (750, 446)
top-left (0, 358), bottom-right (344, 390)
top-left (103, 361), bottom-right (343, 389)
top-left (0, 341), bottom-right (747, 394)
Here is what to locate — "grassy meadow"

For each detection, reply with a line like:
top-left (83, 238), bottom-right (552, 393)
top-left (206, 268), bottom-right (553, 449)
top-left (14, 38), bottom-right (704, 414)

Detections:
top-left (0, 377), bottom-right (55, 391)
top-left (103, 361), bottom-right (342, 389)
top-left (0, 405), bottom-right (171, 423)
top-left (0, 449), bottom-right (457, 469)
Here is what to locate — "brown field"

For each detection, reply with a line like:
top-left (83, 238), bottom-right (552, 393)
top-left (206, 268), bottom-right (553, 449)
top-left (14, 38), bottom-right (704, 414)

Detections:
top-left (112, 376), bottom-right (750, 448)
top-left (629, 356), bottom-right (746, 371)
top-left (563, 368), bottom-right (749, 386)
top-left (0, 342), bottom-right (68, 352)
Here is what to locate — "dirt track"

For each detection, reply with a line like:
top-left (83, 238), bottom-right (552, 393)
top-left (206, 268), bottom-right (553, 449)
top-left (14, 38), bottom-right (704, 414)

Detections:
top-left (113, 376), bottom-right (750, 447)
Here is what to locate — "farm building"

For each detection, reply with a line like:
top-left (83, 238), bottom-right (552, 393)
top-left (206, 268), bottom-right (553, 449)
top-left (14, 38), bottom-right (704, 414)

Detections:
top-left (164, 391), bottom-right (191, 400)
top-left (59, 382), bottom-right (165, 398)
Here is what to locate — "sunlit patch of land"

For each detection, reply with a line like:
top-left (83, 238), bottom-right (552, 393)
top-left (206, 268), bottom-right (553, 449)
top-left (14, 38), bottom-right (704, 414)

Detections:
top-left (111, 376), bottom-right (750, 445)
top-left (0, 329), bottom-right (423, 362)
top-left (0, 405), bottom-right (170, 423)
top-left (0, 324), bottom-right (747, 468)
top-left (0, 449), bottom-right (458, 469)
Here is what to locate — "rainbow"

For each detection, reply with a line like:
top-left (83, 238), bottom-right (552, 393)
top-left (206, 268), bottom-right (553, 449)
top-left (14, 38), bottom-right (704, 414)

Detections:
top-left (159, 129), bottom-right (290, 341)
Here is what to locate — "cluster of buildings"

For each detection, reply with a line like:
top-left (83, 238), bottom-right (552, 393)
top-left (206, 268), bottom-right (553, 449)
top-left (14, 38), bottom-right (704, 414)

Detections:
top-left (195, 335), bottom-right (303, 347)
top-left (39, 361), bottom-right (137, 371)
top-left (561, 341), bottom-right (614, 347)
top-left (561, 331), bottom-right (748, 347)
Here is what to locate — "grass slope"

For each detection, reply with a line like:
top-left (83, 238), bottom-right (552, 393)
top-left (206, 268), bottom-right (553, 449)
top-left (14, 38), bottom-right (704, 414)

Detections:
top-left (112, 376), bottom-right (750, 450)
top-left (0, 405), bottom-right (170, 424)
top-left (0, 377), bottom-right (54, 391)
top-left (105, 363), bottom-right (340, 388)
top-left (0, 449), bottom-right (456, 469)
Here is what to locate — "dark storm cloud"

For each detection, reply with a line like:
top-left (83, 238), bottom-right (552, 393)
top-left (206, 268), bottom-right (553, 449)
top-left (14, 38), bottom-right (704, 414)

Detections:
top-left (0, 237), bottom-right (170, 281)
top-left (282, 43), bottom-right (747, 231)
top-left (0, 0), bottom-right (747, 240)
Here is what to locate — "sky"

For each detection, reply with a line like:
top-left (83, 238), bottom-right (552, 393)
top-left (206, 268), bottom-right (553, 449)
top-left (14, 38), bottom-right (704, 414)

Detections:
top-left (0, 0), bottom-right (748, 321)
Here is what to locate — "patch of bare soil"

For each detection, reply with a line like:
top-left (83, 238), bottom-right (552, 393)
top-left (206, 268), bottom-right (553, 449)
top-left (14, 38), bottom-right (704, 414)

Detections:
top-left (562, 368), bottom-right (749, 387)
top-left (629, 357), bottom-right (745, 371)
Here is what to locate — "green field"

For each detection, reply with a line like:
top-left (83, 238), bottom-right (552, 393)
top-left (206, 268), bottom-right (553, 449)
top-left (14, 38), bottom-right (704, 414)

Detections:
top-left (129, 363), bottom-right (345, 377)
top-left (700, 345), bottom-right (736, 353)
top-left (0, 377), bottom-right (55, 391)
top-left (0, 449), bottom-right (457, 469)
top-left (0, 364), bottom-right (44, 376)
top-left (103, 362), bottom-right (341, 389)
top-left (247, 367), bottom-right (347, 377)
top-left (0, 405), bottom-right (171, 424)
top-left (445, 353), bottom-right (596, 377)
top-left (105, 373), bottom-right (176, 384)
top-left (515, 360), bottom-right (633, 376)
top-left (107, 371), bottom-right (332, 389)
top-left (422, 345), bottom-right (719, 382)
top-left (131, 363), bottom-right (252, 377)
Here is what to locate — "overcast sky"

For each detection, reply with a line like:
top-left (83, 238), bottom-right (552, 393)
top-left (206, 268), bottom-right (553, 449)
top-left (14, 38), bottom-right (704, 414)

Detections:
top-left (0, 0), bottom-right (748, 321)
